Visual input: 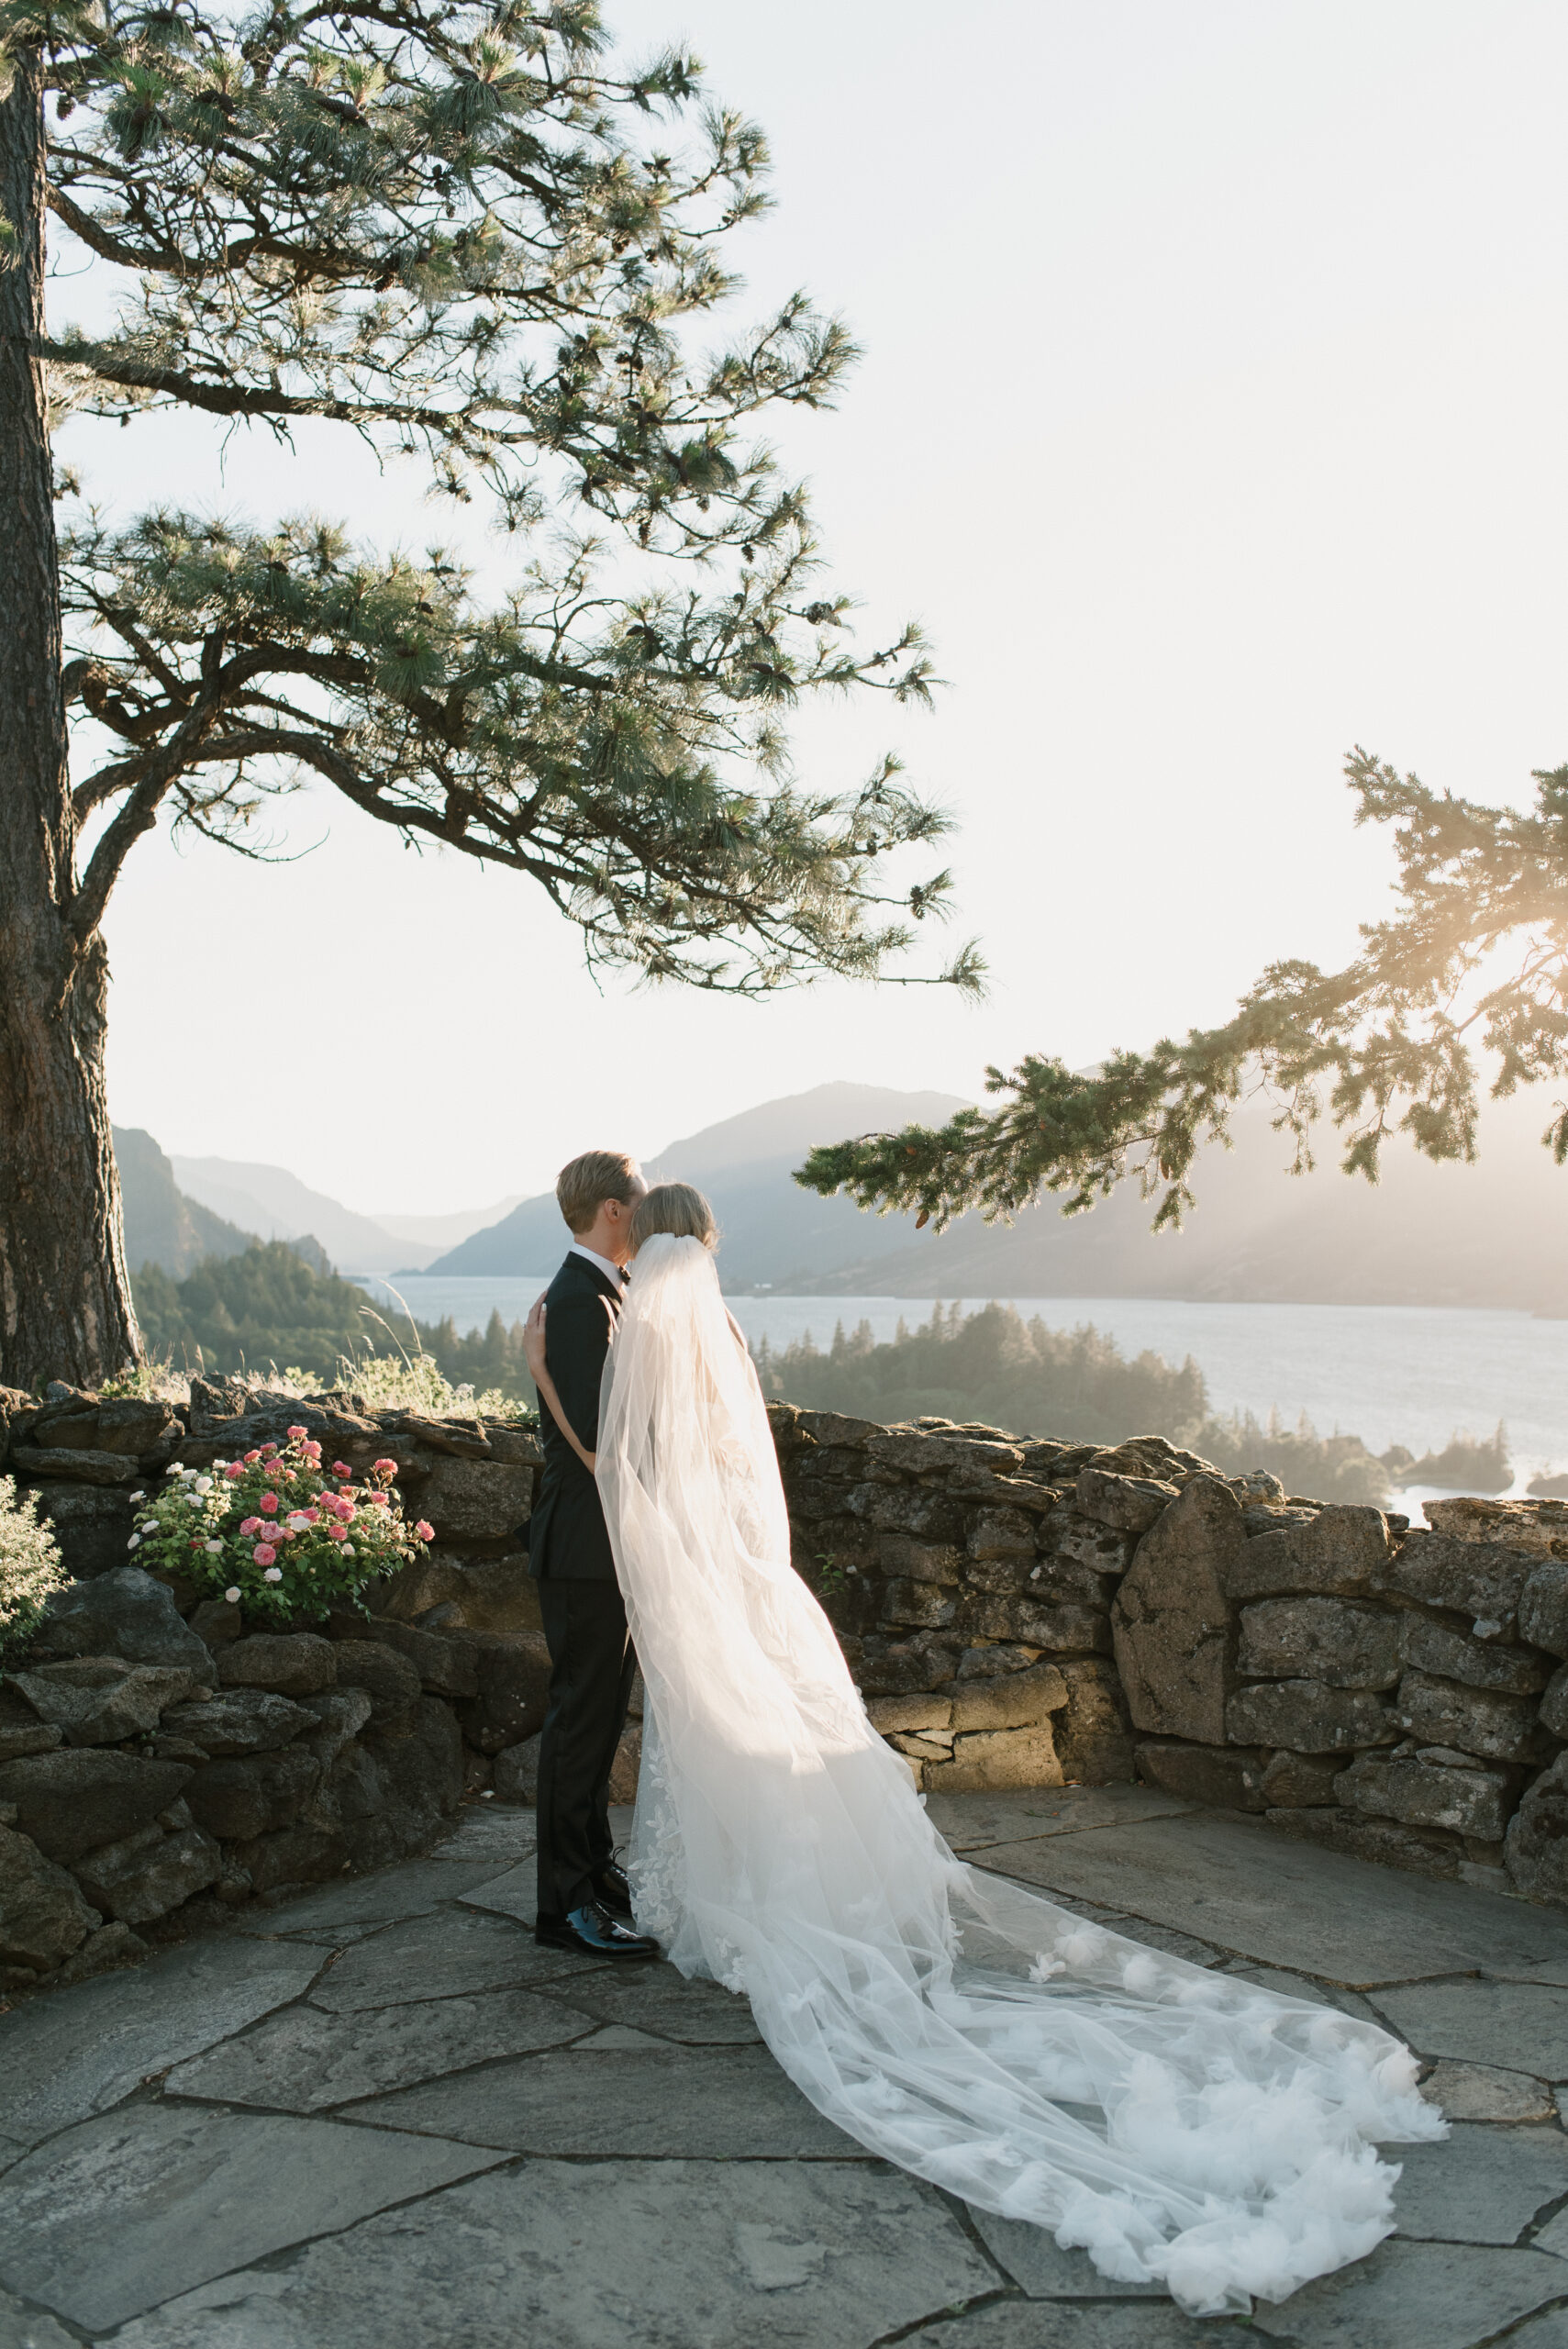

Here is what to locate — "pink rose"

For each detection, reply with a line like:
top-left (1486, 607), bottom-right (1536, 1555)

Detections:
top-left (373, 1457), bottom-right (397, 1477)
top-left (261, 1443), bottom-right (278, 1458)
top-left (338, 1505), bottom-right (356, 1526)
top-left (368, 1489), bottom-right (390, 1508)
top-left (239, 1516), bottom-right (262, 1537)
top-left (253, 1542), bottom-right (277, 1566)
top-left (286, 1425), bottom-right (306, 1442)
top-left (244, 1449), bottom-right (262, 1464)
top-left (304, 1505), bottom-right (320, 1523)
top-left (224, 1463), bottom-right (245, 1481)
top-left (415, 1520), bottom-right (435, 1542)
top-left (259, 1493), bottom-right (279, 1516)
top-left (332, 1462), bottom-right (350, 1479)
top-left (325, 1522), bottom-right (346, 1542)
top-left (304, 1441), bottom-right (322, 1461)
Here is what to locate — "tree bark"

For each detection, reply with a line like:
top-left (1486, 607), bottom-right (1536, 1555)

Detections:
top-left (0, 49), bottom-right (140, 1390)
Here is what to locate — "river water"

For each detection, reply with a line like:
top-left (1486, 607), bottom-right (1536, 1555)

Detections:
top-left (350, 1275), bottom-right (1568, 1503)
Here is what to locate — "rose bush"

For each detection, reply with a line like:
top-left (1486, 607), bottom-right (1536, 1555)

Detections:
top-left (128, 1428), bottom-right (436, 1625)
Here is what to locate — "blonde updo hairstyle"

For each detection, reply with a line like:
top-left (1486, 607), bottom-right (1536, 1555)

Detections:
top-left (628, 1181), bottom-right (718, 1254)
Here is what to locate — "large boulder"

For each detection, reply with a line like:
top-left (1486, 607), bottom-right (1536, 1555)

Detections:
top-left (922, 1724), bottom-right (1062, 1793)
top-left (160, 1687), bottom-right (318, 1756)
top-left (452, 1631), bottom-right (552, 1754)
top-left (1110, 1476), bottom-right (1243, 1742)
top-left (1135, 1741), bottom-right (1268, 1812)
top-left (8, 1444), bottom-right (139, 1486)
top-left (0, 1822), bottom-right (99, 1969)
top-left (1519, 1562), bottom-right (1568, 1658)
top-left (1335, 1751), bottom-right (1518, 1841)
top-left (28, 1567), bottom-right (211, 1673)
top-left (1506, 1751), bottom-right (1568, 1900)
top-left (218, 1633), bottom-right (338, 1698)
top-left (71, 1815), bottom-right (223, 1923)
top-left (415, 1456), bottom-right (537, 1543)
top-left (1049, 1657), bottom-right (1137, 1784)
top-left (1381, 1534), bottom-right (1537, 1641)
top-left (8, 1658), bottom-right (205, 1746)
top-left (1392, 1668), bottom-right (1552, 1764)
top-left (945, 1662), bottom-right (1067, 1733)
top-left (1226, 1507), bottom-right (1391, 1601)
top-left (183, 1744), bottom-right (320, 1840)
top-left (330, 1641), bottom-right (421, 1732)
top-left (379, 1553), bottom-right (542, 1635)
top-left (1226, 1678), bottom-right (1396, 1753)
top-left (0, 1749), bottom-right (194, 1862)
top-left (493, 1734), bottom-right (540, 1803)
top-left (330, 1615), bottom-right (478, 1699)
top-left (0, 1685), bottom-right (63, 1761)
top-left (1075, 1468), bottom-right (1179, 1534)
top-left (1401, 1616), bottom-right (1551, 1696)
top-left (31, 1485), bottom-right (135, 1579)
top-left (1236, 1598), bottom-right (1401, 1690)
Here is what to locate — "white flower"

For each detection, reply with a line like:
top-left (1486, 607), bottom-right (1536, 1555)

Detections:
top-left (224, 1586), bottom-right (241, 1603)
top-left (205, 1540), bottom-right (223, 1554)
top-left (127, 1533), bottom-right (140, 1549)
top-left (340, 1543), bottom-right (355, 1559)
top-left (194, 1475), bottom-right (213, 1494)
top-left (129, 1489), bottom-right (145, 1502)
top-left (213, 1459), bottom-right (228, 1470)
top-left (262, 1565), bottom-right (284, 1584)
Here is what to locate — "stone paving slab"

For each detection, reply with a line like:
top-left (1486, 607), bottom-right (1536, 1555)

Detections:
top-left (1373, 1982), bottom-right (1568, 2079)
top-left (900, 2304), bottom-right (1219, 2347)
top-left (164, 1984), bottom-right (595, 2110)
top-left (240, 1855), bottom-right (504, 1933)
top-left (973, 1811), bottom-right (1568, 1985)
top-left (1250, 2238), bottom-right (1568, 2349)
top-left (0, 1940), bottom-right (325, 2143)
top-left (0, 2102), bottom-right (500, 2333)
top-left (106, 2158), bottom-right (999, 2349)
top-left (307, 1905), bottom-right (591, 2009)
top-left (341, 2040), bottom-right (862, 2156)
top-left (558, 1967), bottom-right (763, 2045)
top-left (967, 2206), bottom-right (1164, 2298)
top-left (431, 1804), bottom-right (538, 1862)
top-left (0, 2286), bottom-right (75, 2349)
top-left (1496, 2312), bottom-right (1568, 2349)
top-left (1390, 2121), bottom-right (1568, 2242)
top-left (1419, 2060), bottom-right (1557, 2122)
top-left (927, 1786), bottom-right (1199, 1850)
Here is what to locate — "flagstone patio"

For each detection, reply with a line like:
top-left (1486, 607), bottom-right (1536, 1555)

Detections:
top-left (4, 1786), bottom-right (1568, 2349)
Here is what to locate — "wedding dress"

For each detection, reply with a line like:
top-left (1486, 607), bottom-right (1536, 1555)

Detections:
top-left (595, 1236), bottom-right (1444, 2319)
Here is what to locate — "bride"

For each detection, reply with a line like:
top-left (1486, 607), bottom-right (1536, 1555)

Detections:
top-left (524, 1180), bottom-right (1443, 2320)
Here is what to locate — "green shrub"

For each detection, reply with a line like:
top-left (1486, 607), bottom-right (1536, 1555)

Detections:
top-left (0, 1477), bottom-right (69, 1662)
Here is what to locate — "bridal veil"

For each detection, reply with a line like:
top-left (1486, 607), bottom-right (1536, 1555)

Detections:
top-left (594, 1234), bottom-right (1443, 2319)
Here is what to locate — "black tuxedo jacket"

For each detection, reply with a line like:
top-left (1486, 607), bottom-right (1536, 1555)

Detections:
top-left (527, 1250), bottom-right (622, 1582)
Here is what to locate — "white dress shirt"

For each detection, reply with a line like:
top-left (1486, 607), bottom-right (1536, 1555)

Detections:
top-left (569, 1241), bottom-right (625, 1287)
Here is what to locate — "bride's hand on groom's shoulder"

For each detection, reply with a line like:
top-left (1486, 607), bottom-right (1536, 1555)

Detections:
top-left (523, 1296), bottom-right (548, 1380)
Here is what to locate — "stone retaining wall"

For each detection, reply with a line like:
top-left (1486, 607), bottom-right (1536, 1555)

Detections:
top-left (6, 1377), bottom-right (1568, 1993)
top-left (771, 1405), bottom-right (1568, 1907)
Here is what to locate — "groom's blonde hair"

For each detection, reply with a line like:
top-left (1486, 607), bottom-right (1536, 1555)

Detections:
top-left (557, 1150), bottom-right (640, 1235)
top-left (629, 1182), bottom-right (717, 1252)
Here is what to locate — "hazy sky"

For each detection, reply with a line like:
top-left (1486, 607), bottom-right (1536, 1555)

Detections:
top-left (80, 1), bottom-right (1568, 1213)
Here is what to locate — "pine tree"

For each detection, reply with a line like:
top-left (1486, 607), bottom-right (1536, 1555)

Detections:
top-left (0, 0), bottom-right (977, 1388)
top-left (798, 748), bottom-right (1568, 1234)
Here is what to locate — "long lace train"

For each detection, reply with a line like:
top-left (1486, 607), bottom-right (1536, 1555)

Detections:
top-left (595, 1237), bottom-right (1444, 2320)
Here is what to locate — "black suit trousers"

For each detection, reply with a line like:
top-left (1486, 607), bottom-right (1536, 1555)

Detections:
top-left (535, 1575), bottom-right (637, 1918)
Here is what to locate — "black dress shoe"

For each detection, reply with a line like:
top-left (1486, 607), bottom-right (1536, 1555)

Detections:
top-left (592, 1860), bottom-right (634, 1919)
top-left (534, 1900), bottom-right (658, 1960)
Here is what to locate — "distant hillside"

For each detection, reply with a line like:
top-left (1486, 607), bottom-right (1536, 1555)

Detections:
top-left (803, 1085), bottom-right (1568, 1311)
top-left (371, 1195), bottom-right (528, 1252)
top-left (115, 1128), bottom-right (254, 1277)
top-left (172, 1154), bottom-right (435, 1275)
top-left (426, 1075), bottom-right (1568, 1309)
top-left (424, 1083), bottom-right (972, 1284)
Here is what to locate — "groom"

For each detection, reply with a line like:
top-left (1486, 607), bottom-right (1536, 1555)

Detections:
top-left (527, 1149), bottom-right (659, 1959)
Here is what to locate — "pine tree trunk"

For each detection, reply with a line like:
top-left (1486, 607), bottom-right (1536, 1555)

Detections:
top-left (0, 49), bottom-right (140, 1391)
